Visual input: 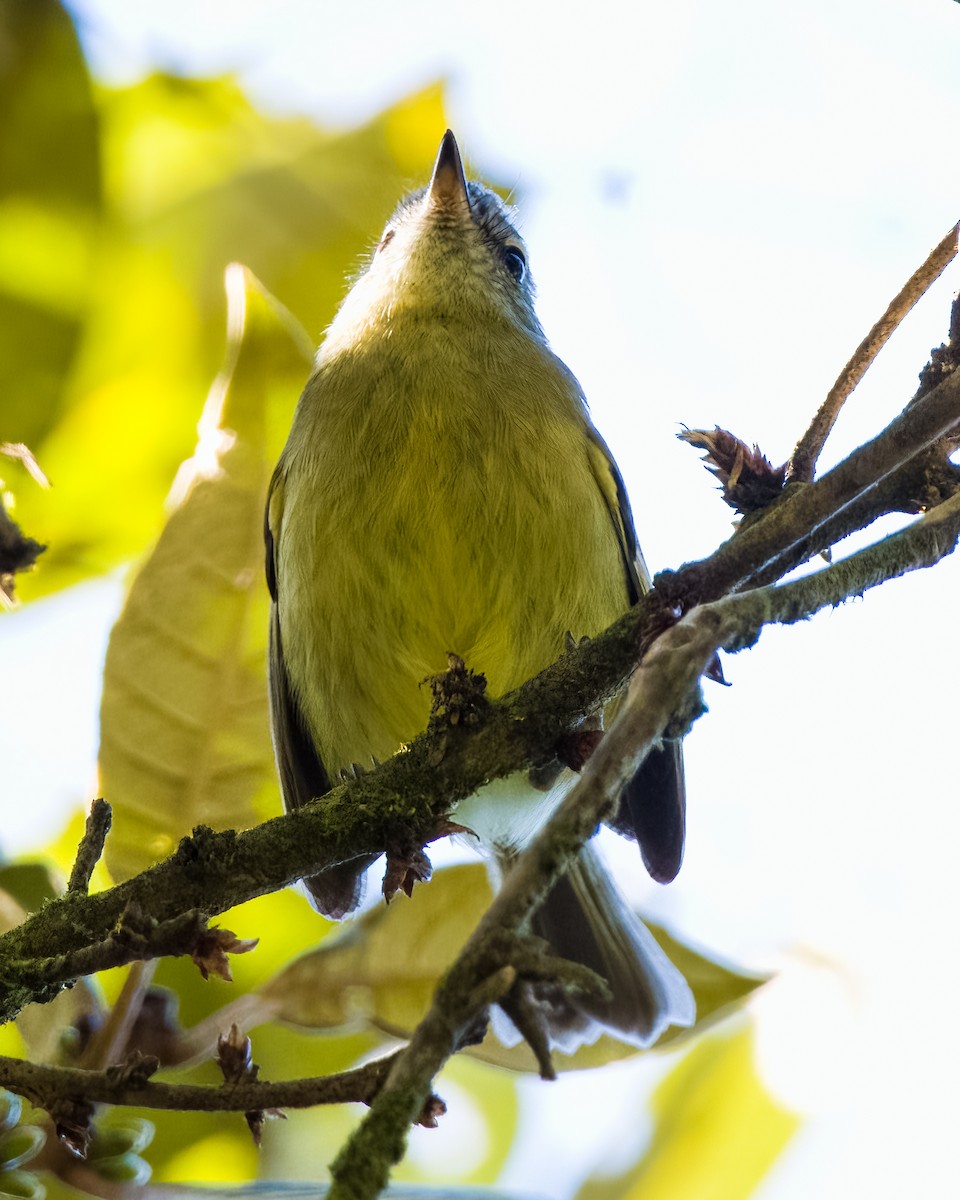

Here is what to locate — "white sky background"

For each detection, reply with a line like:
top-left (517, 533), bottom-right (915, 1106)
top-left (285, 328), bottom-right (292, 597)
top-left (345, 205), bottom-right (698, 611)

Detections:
top-left (3, 0), bottom-right (960, 1196)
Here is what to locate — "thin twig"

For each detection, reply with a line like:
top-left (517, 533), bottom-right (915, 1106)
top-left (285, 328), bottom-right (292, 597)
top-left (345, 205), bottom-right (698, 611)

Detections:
top-left (78, 961), bottom-right (156, 1071)
top-left (67, 800), bottom-right (113, 895)
top-left (741, 296), bottom-right (960, 589)
top-left (658, 355), bottom-right (960, 609)
top-left (0, 1049), bottom-right (403, 1114)
top-left (0, 443), bottom-right (50, 488)
top-left (788, 221), bottom-right (959, 485)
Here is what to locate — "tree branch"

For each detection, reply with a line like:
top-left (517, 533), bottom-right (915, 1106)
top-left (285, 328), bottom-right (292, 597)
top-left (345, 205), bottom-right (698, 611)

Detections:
top-left (0, 1048), bottom-right (413, 1117)
top-left (659, 353), bottom-right (960, 607)
top-left (2, 345), bottom-right (959, 1027)
top-left (66, 800), bottom-right (112, 896)
top-left (787, 221), bottom-right (958, 484)
top-left (327, 484), bottom-right (960, 1198)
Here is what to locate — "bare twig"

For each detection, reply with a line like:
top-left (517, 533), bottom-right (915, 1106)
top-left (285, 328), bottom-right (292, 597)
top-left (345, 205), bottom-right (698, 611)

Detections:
top-left (788, 221), bottom-right (959, 484)
top-left (0, 1048), bottom-right (415, 1117)
top-left (659, 355), bottom-right (960, 609)
top-left (78, 961), bottom-right (156, 1072)
top-left (67, 800), bottom-right (113, 896)
top-left (739, 296), bottom-right (960, 590)
top-left (0, 442), bottom-right (50, 488)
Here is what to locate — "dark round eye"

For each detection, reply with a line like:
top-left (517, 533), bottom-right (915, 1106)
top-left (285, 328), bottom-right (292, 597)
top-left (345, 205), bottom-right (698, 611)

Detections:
top-left (502, 246), bottom-right (526, 282)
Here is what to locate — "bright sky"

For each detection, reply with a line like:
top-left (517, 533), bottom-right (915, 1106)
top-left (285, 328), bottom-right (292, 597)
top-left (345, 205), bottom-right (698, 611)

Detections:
top-left (4, 1), bottom-right (960, 1196)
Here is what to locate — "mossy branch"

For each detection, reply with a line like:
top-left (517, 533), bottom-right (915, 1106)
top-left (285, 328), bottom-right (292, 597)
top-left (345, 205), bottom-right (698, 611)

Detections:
top-left (328, 483), bottom-right (960, 1197)
top-left (1, 336), bottom-right (959, 1026)
top-left (0, 1048), bottom-right (409, 1116)
top-left (1, 256), bottom-right (958, 1200)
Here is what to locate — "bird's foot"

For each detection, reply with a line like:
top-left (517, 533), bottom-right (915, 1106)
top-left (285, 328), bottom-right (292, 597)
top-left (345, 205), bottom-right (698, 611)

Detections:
top-left (382, 846), bottom-right (432, 903)
top-left (381, 817), bottom-right (478, 903)
top-left (556, 727), bottom-right (604, 772)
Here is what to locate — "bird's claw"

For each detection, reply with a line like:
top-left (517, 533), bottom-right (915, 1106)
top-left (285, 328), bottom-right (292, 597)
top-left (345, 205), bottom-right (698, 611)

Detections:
top-left (382, 846), bottom-right (433, 903)
top-left (380, 815), bottom-right (479, 904)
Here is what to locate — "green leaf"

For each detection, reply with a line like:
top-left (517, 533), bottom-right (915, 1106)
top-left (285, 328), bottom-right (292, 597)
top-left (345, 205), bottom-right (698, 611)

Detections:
top-left (92, 1187), bottom-right (533, 1199)
top-left (259, 866), bottom-right (496, 1033)
top-left (0, 1124), bottom-right (46, 1172)
top-left (13, 77), bottom-right (447, 602)
top-left (256, 864), bottom-right (765, 1073)
top-left (0, 865), bottom-right (58, 914)
top-left (0, 0), bottom-right (102, 448)
top-left (99, 267), bottom-right (312, 882)
top-left (0, 1166), bottom-right (46, 1199)
top-left (577, 1024), bottom-right (800, 1200)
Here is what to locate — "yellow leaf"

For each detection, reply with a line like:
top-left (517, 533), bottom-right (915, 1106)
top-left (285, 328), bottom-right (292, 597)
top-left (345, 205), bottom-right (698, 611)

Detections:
top-left (258, 864), bottom-right (765, 1073)
top-left (15, 79), bottom-right (449, 602)
top-left (259, 866), bottom-right (490, 1034)
top-left (0, 0), bottom-right (101, 448)
top-left (579, 1025), bottom-right (800, 1200)
top-left (99, 267), bottom-right (312, 881)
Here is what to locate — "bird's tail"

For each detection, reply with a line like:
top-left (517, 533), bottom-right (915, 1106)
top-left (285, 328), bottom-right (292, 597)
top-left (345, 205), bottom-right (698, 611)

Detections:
top-left (496, 841), bottom-right (695, 1054)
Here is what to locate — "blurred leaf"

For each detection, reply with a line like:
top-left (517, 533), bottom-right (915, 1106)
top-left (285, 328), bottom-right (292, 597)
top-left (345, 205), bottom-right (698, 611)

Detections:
top-left (649, 926), bottom-right (765, 1049)
top-left (0, 888), bottom-right (27, 938)
top-left (577, 1024), bottom-right (800, 1200)
top-left (13, 72), bottom-right (447, 602)
top-left (120, 1186), bottom-right (539, 1199)
top-left (0, 0), bottom-right (102, 447)
top-left (0, 864), bottom-right (58, 913)
top-left (0, 1025), bottom-right (26, 1060)
top-left (156, 1129), bottom-right (260, 1185)
top-left (136, 888), bottom-right (331, 1062)
top-left (392, 1055), bottom-right (520, 1190)
top-left (0, 1165), bottom-right (46, 1199)
top-left (99, 267), bottom-right (312, 882)
top-left (0, 1123), bottom-right (46, 1171)
top-left (255, 864), bottom-right (764, 1073)
top-left (124, 77), bottom-right (449, 341)
top-left (210, 889), bottom-right (331, 995)
top-left (257, 866), bottom-right (493, 1034)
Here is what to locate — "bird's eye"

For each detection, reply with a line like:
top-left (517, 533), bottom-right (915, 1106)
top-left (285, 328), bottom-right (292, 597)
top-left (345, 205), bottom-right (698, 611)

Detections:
top-left (502, 246), bottom-right (526, 282)
top-left (377, 229), bottom-right (396, 253)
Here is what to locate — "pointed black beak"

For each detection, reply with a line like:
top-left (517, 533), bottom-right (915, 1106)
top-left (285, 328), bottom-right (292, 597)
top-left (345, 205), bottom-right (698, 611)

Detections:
top-left (427, 129), bottom-right (470, 212)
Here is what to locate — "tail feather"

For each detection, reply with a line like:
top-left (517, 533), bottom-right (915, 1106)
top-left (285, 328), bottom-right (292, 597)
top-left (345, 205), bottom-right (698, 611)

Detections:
top-left (612, 739), bottom-right (686, 884)
top-left (499, 841), bottom-right (694, 1053)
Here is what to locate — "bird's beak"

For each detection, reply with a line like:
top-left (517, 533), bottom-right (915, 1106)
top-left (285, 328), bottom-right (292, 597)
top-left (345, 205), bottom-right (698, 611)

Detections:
top-left (427, 130), bottom-right (470, 213)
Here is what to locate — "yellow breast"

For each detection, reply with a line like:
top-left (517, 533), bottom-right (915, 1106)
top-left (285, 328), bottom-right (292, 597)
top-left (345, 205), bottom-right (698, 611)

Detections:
top-left (273, 318), bottom-right (630, 774)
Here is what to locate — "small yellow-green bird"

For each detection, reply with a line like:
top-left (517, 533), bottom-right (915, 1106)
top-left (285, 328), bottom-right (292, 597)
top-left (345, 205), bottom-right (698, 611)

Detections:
top-left (265, 131), bottom-right (694, 1049)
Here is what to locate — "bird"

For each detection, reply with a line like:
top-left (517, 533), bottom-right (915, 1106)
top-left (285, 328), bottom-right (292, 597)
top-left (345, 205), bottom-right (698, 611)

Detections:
top-left (264, 130), bottom-right (694, 1050)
